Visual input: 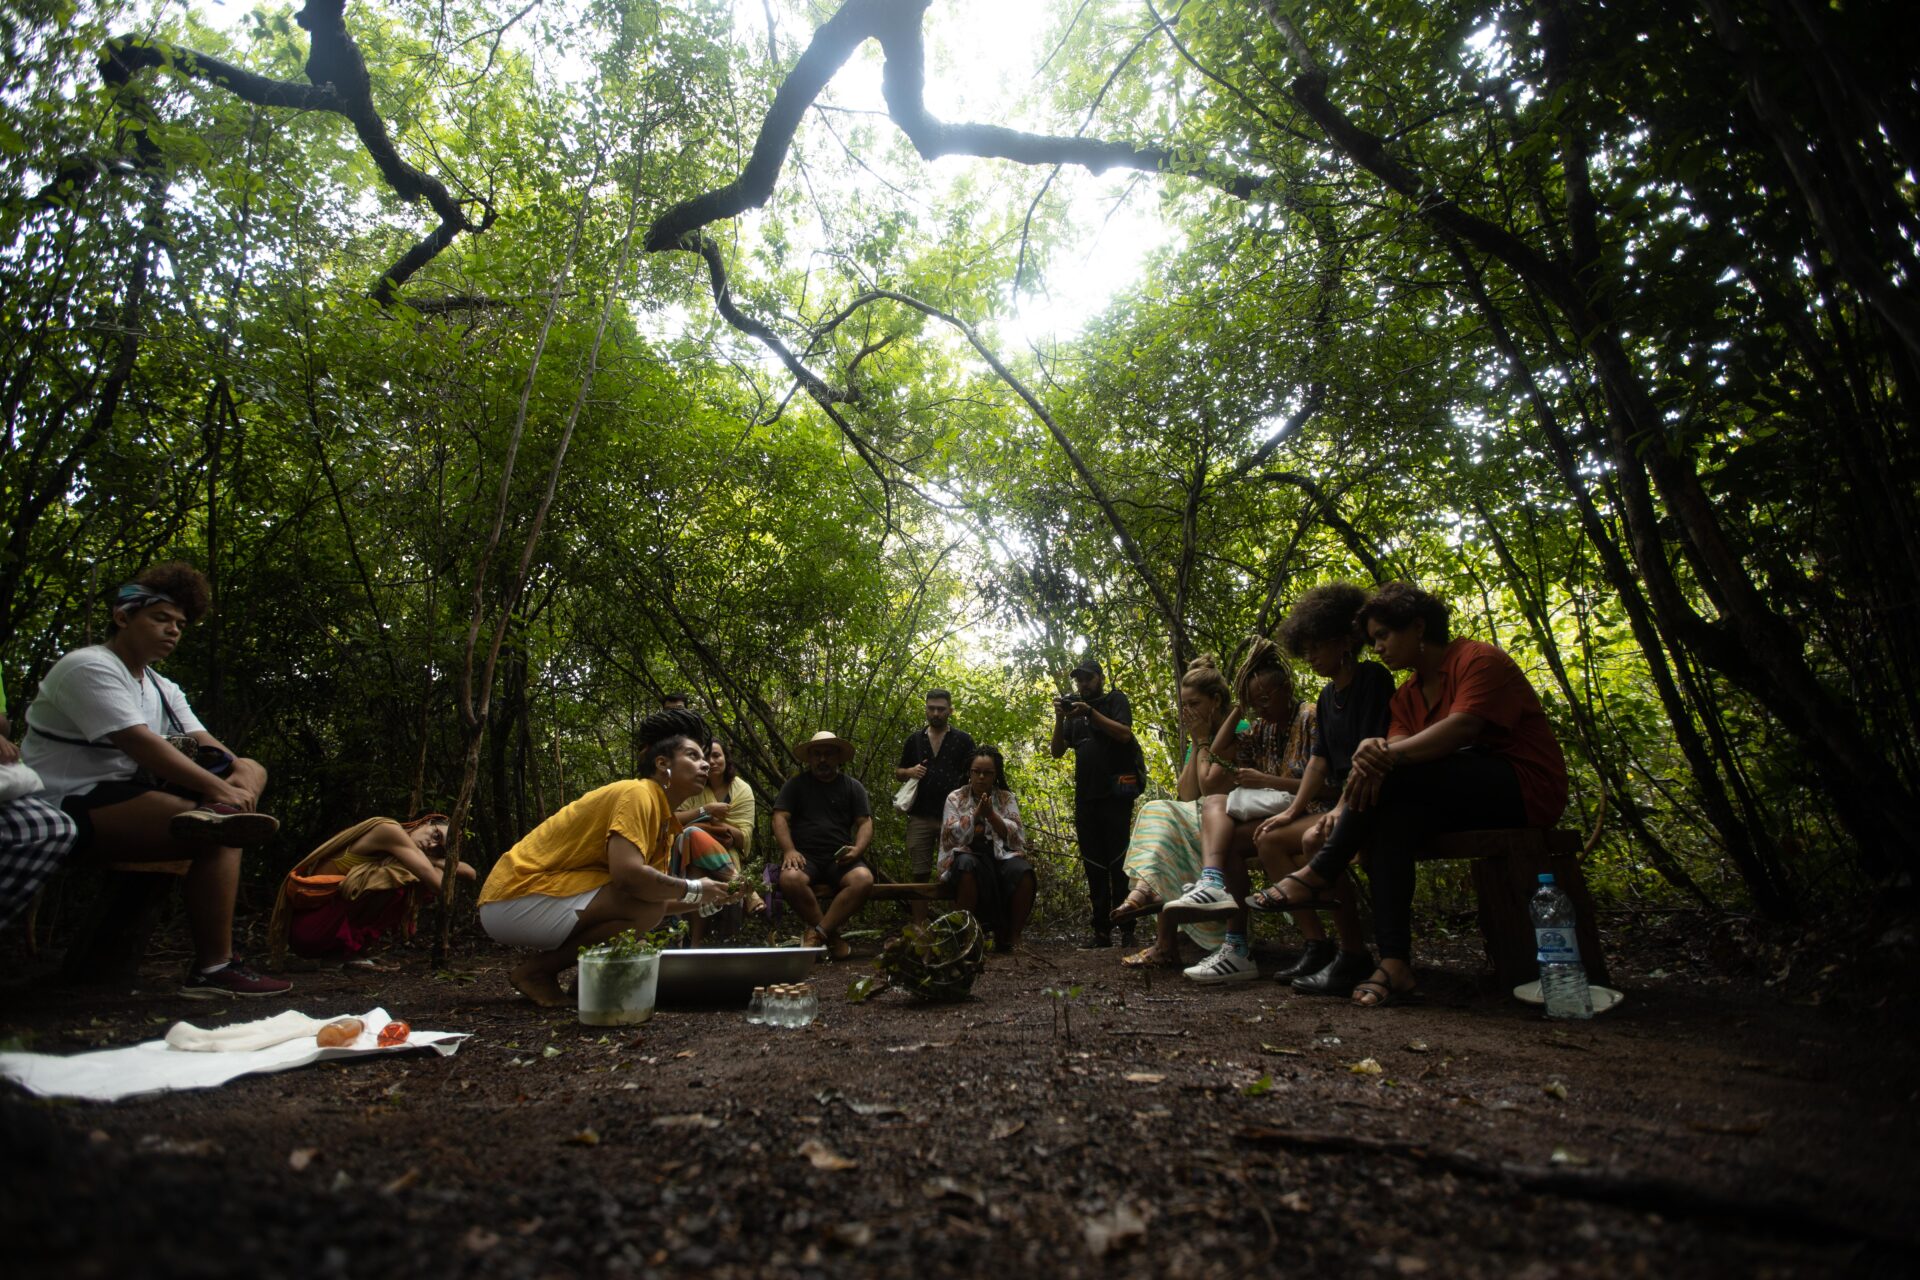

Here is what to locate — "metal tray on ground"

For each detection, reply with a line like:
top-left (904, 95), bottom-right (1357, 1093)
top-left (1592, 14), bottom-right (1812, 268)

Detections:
top-left (656, 946), bottom-right (825, 1007)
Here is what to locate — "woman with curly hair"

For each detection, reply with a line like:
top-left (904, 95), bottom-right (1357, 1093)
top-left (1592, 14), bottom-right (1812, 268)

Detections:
top-left (937, 745), bottom-right (1033, 953)
top-left (1247, 582), bottom-right (1394, 995)
top-left (1110, 655), bottom-right (1234, 968)
top-left (23, 562), bottom-right (289, 997)
top-left (479, 708), bottom-right (733, 1006)
top-left (1162, 638), bottom-right (1317, 983)
top-left (1264, 582), bottom-right (1568, 1007)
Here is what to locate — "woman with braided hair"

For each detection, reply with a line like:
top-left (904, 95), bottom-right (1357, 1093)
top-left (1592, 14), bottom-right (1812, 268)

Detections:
top-left (1162, 637), bottom-right (1318, 983)
top-left (478, 708), bottom-right (735, 1007)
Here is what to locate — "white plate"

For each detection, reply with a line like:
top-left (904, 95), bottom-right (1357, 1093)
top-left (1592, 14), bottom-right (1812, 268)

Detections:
top-left (1513, 980), bottom-right (1626, 1014)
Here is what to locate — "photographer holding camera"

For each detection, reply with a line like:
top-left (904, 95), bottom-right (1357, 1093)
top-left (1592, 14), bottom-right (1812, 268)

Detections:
top-left (1048, 658), bottom-right (1139, 948)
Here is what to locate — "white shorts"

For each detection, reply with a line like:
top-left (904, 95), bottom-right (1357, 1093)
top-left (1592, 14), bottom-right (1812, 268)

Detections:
top-left (478, 888), bottom-right (601, 951)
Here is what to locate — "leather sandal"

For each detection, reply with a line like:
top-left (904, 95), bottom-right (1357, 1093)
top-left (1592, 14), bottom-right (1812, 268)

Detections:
top-left (1110, 886), bottom-right (1163, 924)
top-left (1246, 873), bottom-right (1341, 914)
top-left (1350, 968), bottom-right (1422, 1008)
top-left (1120, 945), bottom-right (1182, 969)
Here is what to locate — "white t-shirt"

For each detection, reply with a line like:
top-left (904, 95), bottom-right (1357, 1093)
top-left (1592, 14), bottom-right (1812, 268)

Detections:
top-left (21, 646), bottom-right (206, 803)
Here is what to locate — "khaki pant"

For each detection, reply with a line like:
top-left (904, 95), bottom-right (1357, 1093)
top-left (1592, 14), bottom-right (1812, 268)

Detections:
top-left (905, 815), bottom-right (942, 882)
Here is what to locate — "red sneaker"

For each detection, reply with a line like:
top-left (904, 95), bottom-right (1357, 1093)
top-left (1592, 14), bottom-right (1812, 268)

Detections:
top-left (180, 961), bottom-right (293, 998)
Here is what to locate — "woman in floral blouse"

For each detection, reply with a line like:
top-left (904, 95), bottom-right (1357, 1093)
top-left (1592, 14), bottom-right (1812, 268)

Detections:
top-left (938, 745), bottom-right (1033, 954)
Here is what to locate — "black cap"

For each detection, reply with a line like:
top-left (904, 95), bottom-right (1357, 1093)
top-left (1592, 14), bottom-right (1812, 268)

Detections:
top-left (1070, 658), bottom-right (1103, 679)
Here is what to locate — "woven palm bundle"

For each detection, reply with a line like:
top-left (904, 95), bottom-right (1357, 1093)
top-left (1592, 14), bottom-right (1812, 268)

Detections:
top-left (874, 909), bottom-right (987, 1001)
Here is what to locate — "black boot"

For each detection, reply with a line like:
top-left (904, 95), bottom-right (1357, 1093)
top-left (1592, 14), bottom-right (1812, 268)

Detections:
top-left (1292, 949), bottom-right (1376, 996)
top-left (1274, 938), bottom-right (1337, 981)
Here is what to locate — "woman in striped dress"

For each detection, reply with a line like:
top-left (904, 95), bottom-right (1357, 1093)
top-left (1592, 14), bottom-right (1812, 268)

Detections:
top-left (1112, 655), bottom-right (1234, 966)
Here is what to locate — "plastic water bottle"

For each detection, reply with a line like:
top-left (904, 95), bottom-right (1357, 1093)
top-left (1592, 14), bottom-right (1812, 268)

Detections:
top-left (746, 987), bottom-right (767, 1025)
top-left (1531, 873), bottom-right (1593, 1020)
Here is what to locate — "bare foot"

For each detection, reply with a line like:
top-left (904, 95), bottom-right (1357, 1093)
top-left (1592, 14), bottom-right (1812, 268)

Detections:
top-left (508, 959), bottom-right (569, 1008)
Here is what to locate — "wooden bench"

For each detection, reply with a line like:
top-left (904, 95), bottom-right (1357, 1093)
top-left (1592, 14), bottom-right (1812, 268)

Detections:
top-left (1427, 821), bottom-right (1609, 989)
top-left (815, 878), bottom-right (955, 911)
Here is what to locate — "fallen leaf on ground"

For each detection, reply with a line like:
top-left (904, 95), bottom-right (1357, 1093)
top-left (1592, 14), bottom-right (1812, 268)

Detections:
top-left (1279, 1191), bottom-right (1310, 1213)
top-left (652, 1114), bottom-right (722, 1130)
top-left (674, 1050), bottom-right (697, 1059)
top-left (989, 1118), bottom-right (1025, 1140)
top-left (816, 1089), bottom-right (906, 1117)
top-left (382, 1167), bottom-right (421, 1194)
top-left (831, 1222), bottom-right (873, 1248)
top-left (885, 1041), bottom-right (953, 1053)
top-left (922, 1176), bottom-right (987, 1206)
top-left (1687, 1116), bottom-right (1769, 1136)
top-left (1349, 1057), bottom-right (1385, 1075)
top-left (1123, 1072), bottom-right (1165, 1084)
top-left (1242, 1073), bottom-right (1275, 1096)
top-left (565, 1128), bottom-right (600, 1146)
top-left (464, 1227), bottom-right (500, 1253)
top-left (288, 1147), bottom-right (318, 1171)
top-left (1542, 1080), bottom-right (1569, 1100)
top-left (1404, 1041), bottom-right (1430, 1053)
top-left (1084, 1203), bottom-right (1149, 1257)
top-left (1549, 1146), bottom-right (1590, 1166)
top-left (540, 1045), bottom-right (561, 1059)
top-left (138, 1136), bottom-right (221, 1157)
top-left (1260, 1043), bottom-right (1305, 1056)
top-left (798, 1139), bottom-right (858, 1171)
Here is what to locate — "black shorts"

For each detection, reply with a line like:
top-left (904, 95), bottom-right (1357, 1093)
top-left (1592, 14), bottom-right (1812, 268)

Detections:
top-left (803, 851), bottom-right (868, 891)
top-left (60, 779), bottom-right (196, 854)
top-left (945, 852), bottom-right (1033, 895)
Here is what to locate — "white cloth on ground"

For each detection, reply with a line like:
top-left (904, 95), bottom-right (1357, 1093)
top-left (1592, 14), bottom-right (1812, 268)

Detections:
top-left (0, 1006), bottom-right (465, 1102)
top-left (164, 1009), bottom-right (328, 1052)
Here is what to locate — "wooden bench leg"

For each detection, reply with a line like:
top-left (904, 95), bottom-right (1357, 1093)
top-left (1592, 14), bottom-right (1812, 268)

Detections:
top-left (1469, 854), bottom-right (1610, 989)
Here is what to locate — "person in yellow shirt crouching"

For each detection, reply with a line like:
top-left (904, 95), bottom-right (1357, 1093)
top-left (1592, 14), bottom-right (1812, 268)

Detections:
top-left (479, 709), bottom-right (732, 1007)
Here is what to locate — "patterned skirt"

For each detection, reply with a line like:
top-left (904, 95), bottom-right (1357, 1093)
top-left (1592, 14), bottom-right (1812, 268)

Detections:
top-left (1121, 799), bottom-right (1226, 949)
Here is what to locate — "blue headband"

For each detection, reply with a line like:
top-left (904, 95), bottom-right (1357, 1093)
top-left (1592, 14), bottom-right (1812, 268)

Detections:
top-left (113, 583), bottom-right (178, 614)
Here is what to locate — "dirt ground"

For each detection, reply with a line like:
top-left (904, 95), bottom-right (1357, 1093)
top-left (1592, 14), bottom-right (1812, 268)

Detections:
top-left (2, 911), bottom-right (1916, 1280)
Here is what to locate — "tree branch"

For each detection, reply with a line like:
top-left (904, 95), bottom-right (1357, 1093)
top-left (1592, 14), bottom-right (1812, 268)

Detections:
top-left (645, 0), bottom-right (1267, 254)
top-left (99, 0), bottom-right (495, 304)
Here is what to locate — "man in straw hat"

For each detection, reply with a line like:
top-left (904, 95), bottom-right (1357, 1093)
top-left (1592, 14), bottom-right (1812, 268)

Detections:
top-left (772, 730), bottom-right (875, 960)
